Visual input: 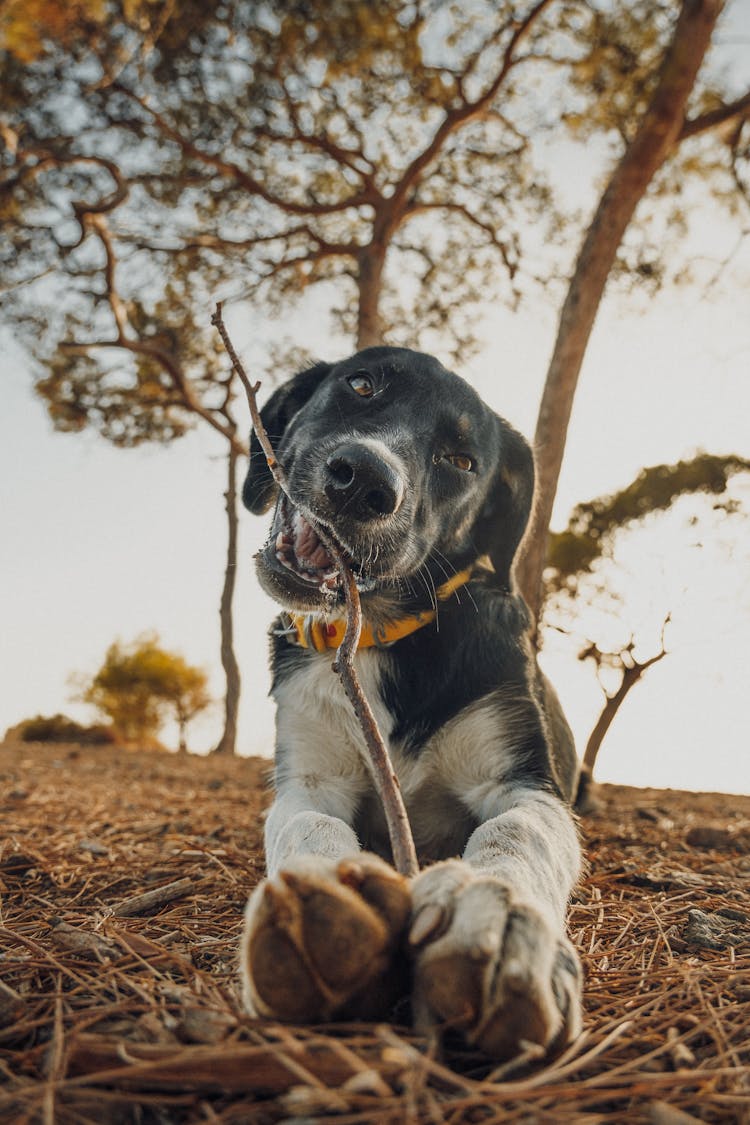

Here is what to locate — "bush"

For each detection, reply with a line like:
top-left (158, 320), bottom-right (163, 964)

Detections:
top-left (14, 713), bottom-right (119, 745)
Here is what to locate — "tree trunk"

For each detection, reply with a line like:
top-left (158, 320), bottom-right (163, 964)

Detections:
top-left (516, 0), bottom-right (725, 624)
top-left (583, 650), bottom-right (668, 776)
top-left (356, 244), bottom-right (386, 349)
top-left (212, 442), bottom-right (241, 755)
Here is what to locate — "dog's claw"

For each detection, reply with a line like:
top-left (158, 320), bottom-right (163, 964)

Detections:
top-left (241, 854), bottom-right (411, 1023)
top-left (409, 902), bottom-right (446, 947)
top-left (337, 859), bottom-right (365, 886)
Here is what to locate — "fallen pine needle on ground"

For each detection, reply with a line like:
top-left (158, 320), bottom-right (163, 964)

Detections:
top-left (1, 740), bottom-right (749, 1123)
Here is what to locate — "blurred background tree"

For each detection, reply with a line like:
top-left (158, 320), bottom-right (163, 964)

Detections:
top-left (77, 634), bottom-right (212, 751)
top-left (543, 453), bottom-right (750, 776)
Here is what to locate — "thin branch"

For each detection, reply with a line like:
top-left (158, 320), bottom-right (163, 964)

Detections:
top-left (679, 88), bottom-right (750, 141)
top-left (405, 199), bottom-right (517, 277)
top-left (63, 218), bottom-right (248, 456)
top-left (211, 303), bottom-right (418, 877)
top-left (387, 0), bottom-right (554, 217)
top-left (116, 86), bottom-right (380, 217)
top-left (116, 224), bottom-right (362, 261)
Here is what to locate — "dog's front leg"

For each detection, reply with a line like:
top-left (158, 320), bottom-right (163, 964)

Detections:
top-left (241, 782), bottom-right (411, 1022)
top-left (264, 785), bottom-right (362, 876)
top-left (410, 785), bottom-right (583, 1059)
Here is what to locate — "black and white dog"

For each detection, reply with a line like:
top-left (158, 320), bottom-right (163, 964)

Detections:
top-left (239, 346), bottom-right (582, 1059)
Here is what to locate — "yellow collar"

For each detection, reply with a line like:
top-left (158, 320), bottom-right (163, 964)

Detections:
top-left (284, 567), bottom-right (474, 653)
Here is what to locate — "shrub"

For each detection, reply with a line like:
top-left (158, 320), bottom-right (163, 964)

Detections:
top-left (14, 713), bottom-right (118, 745)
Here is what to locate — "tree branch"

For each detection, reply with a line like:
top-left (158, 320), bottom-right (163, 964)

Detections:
top-left (387, 0), bottom-right (554, 219)
top-left (66, 218), bottom-right (248, 456)
top-left (116, 86), bottom-right (380, 217)
top-left (581, 614), bottom-right (671, 775)
top-left (679, 89), bottom-right (750, 141)
top-left (406, 199), bottom-right (517, 277)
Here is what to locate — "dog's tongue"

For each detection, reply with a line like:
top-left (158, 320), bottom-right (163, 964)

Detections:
top-left (292, 510), bottom-right (335, 571)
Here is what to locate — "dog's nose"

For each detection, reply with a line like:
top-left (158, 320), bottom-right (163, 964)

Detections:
top-left (324, 443), bottom-right (404, 518)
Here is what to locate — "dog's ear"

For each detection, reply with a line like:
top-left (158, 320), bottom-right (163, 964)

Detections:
top-left (475, 420), bottom-right (535, 590)
top-left (242, 361), bottom-right (332, 514)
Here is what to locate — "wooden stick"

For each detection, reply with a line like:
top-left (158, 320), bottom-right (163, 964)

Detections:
top-left (332, 565), bottom-right (418, 877)
top-left (110, 877), bottom-right (195, 918)
top-left (212, 303), bottom-right (418, 877)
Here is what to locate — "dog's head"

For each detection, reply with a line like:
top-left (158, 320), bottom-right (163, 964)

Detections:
top-left (243, 347), bottom-right (534, 616)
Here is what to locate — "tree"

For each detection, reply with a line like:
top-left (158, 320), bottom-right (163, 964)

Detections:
top-left (578, 622), bottom-right (671, 776)
top-left (516, 0), bottom-right (750, 621)
top-left (542, 452), bottom-right (750, 776)
top-left (79, 634), bottom-right (212, 752)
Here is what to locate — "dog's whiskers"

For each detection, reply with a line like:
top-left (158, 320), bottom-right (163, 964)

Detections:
top-left (415, 564), bottom-right (439, 621)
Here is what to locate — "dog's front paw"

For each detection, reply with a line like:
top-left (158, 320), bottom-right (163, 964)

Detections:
top-left (409, 861), bottom-right (582, 1060)
top-left (240, 853), bottom-right (411, 1023)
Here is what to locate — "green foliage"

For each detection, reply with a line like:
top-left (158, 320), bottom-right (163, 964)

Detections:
top-left (0, 0), bottom-right (108, 62)
top-left (564, 2), bottom-right (674, 141)
top-left (13, 712), bottom-right (118, 744)
top-left (542, 452), bottom-right (750, 770)
top-left (545, 452), bottom-right (750, 595)
top-left (79, 634), bottom-right (212, 750)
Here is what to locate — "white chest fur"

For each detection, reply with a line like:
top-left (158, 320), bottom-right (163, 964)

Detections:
top-left (272, 650), bottom-right (518, 860)
top-left (273, 648), bottom-right (394, 787)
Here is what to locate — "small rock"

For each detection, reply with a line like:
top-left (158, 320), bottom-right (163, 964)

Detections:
top-left (342, 1068), bottom-right (393, 1097)
top-left (177, 1006), bottom-right (237, 1045)
top-left (666, 1027), bottom-right (696, 1069)
top-left (685, 825), bottom-right (734, 850)
top-left (649, 1101), bottom-right (703, 1125)
top-left (682, 908), bottom-right (749, 951)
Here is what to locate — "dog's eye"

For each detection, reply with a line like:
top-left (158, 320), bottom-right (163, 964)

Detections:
top-left (443, 454), bottom-right (474, 472)
top-left (347, 372), bottom-right (375, 398)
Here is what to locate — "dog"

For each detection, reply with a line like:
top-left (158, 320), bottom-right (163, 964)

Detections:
top-left (239, 346), bottom-right (582, 1059)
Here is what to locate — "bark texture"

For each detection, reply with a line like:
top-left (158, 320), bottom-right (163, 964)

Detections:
top-left (213, 442), bottom-right (241, 755)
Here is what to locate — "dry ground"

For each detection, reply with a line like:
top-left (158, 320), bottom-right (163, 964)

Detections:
top-left (0, 740), bottom-right (748, 1124)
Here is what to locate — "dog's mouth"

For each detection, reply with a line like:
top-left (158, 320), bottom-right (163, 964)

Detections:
top-left (267, 496), bottom-right (376, 597)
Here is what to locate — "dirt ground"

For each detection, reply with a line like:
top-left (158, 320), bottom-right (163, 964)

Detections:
top-left (1, 740), bottom-right (748, 1123)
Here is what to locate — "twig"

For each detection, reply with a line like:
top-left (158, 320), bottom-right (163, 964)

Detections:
top-left (211, 303), bottom-right (418, 877)
top-left (332, 566), bottom-right (419, 876)
top-left (110, 877), bottom-right (196, 918)
top-left (49, 921), bottom-right (117, 961)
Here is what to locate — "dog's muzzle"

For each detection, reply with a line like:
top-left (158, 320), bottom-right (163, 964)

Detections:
top-left (257, 440), bottom-right (411, 609)
top-left (323, 443), bottom-right (405, 520)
